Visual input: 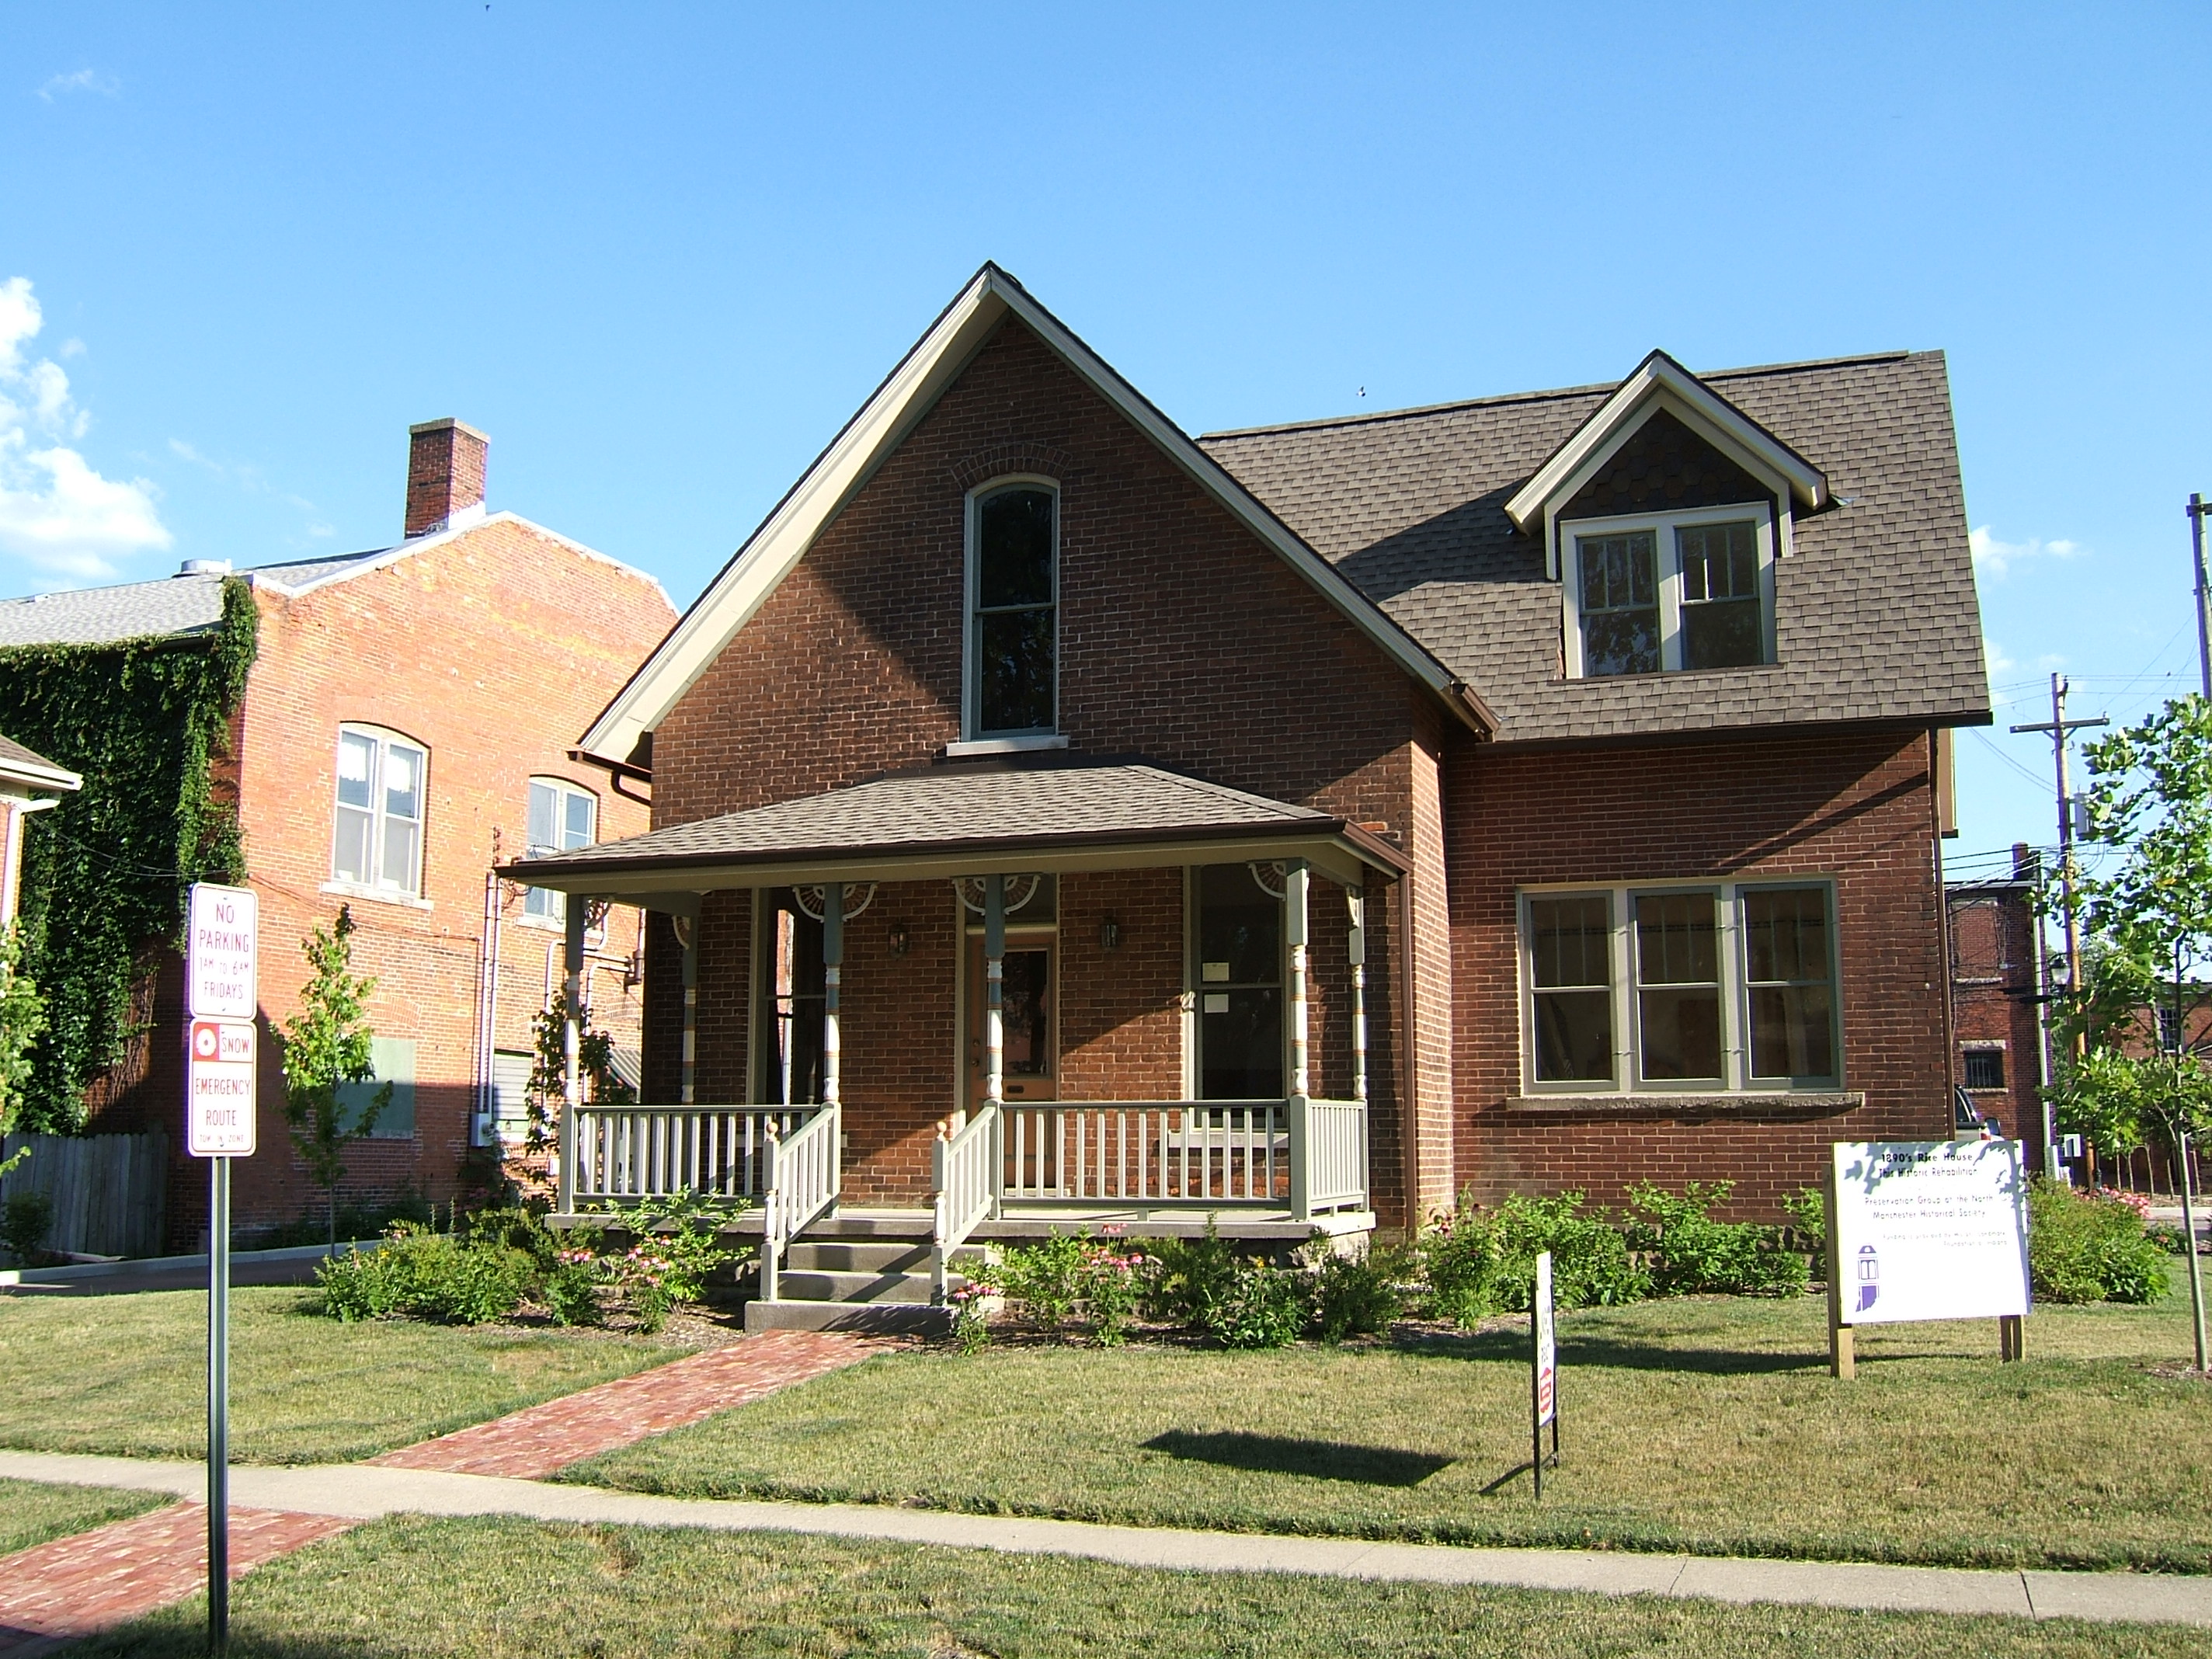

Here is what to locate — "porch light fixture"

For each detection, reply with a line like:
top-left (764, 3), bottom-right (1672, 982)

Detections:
top-left (1100, 914), bottom-right (1121, 951)
top-left (889, 921), bottom-right (910, 956)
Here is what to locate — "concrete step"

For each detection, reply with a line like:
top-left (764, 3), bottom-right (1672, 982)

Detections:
top-left (787, 1240), bottom-right (987, 1274)
top-left (744, 1299), bottom-right (954, 1335)
top-left (768, 1269), bottom-right (960, 1306)
top-left (794, 1209), bottom-right (934, 1239)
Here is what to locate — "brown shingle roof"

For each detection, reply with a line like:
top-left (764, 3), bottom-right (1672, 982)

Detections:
top-left (1198, 350), bottom-right (1991, 745)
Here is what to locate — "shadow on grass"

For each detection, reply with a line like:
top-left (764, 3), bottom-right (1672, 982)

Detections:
top-left (1142, 1430), bottom-right (1452, 1486)
top-left (1399, 1323), bottom-right (1823, 1377)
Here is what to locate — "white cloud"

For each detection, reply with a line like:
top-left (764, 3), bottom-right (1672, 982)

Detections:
top-left (0, 276), bottom-right (170, 581)
top-left (1970, 524), bottom-right (2085, 580)
top-left (1984, 636), bottom-right (2016, 701)
top-left (37, 69), bottom-right (119, 103)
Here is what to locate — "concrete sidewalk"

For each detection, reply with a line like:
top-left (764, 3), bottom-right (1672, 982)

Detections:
top-left (5, 1449), bottom-right (2207, 1630)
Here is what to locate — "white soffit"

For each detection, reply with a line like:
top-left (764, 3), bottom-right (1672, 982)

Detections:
top-left (580, 264), bottom-right (1485, 764)
top-left (1504, 350), bottom-right (1831, 536)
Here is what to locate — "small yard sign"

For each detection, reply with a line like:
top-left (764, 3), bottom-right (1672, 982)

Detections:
top-left (1531, 1248), bottom-right (1560, 1498)
top-left (1825, 1139), bottom-right (2031, 1378)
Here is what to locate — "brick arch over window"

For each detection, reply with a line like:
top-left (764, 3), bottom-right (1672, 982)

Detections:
top-left (949, 444), bottom-right (1081, 496)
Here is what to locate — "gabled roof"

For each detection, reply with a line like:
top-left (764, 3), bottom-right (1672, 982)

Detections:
top-left (1200, 350), bottom-right (1989, 745)
top-left (0, 732), bottom-right (80, 795)
top-left (0, 513), bottom-right (667, 649)
top-left (1503, 349), bottom-right (1829, 543)
top-left (579, 263), bottom-right (1490, 767)
top-left (506, 755), bottom-right (1407, 894)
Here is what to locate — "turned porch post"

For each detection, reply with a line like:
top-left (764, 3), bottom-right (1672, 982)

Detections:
top-left (983, 875), bottom-right (1006, 1108)
top-left (557, 897), bottom-right (586, 1214)
top-left (1285, 859), bottom-right (1310, 1098)
top-left (822, 881), bottom-right (843, 1108)
top-left (679, 916), bottom-right (698, 1107)
top-left (1347, 884), bottom-right (1368, 1105)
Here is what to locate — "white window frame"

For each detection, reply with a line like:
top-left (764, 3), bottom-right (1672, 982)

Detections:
top-left (1517, 878), bottom-right (1842, 1095)
top-left (954, 475), bottom-right (1068, 755)
top-left (327, 725), bottom-right (430, 903)
top-left (1560, 503), bottom-right (1778, 680)
top-left (520, 776), bottom-right (598, 928)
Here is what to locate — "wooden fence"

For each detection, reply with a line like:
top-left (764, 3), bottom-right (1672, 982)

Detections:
top-left (1, 1132), bottom-right (168, 1259)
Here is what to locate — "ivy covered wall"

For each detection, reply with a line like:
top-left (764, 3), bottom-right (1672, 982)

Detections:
top-left (0, 579), bottom-right (258, 1131)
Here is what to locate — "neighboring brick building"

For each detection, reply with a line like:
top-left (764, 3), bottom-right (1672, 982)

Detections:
top-left (1946, 847), bottom-right (2050, 1166)
top-left (0, 421), bottom-right (676, 1246)
top-left (516, 265), bottom-right (1989, 1318)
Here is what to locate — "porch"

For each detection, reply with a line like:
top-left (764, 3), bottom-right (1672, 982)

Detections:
top-left (510, 757), bottom-right (1402, 1330)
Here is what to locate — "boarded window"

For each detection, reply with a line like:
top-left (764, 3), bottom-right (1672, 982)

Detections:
top-left (335, 1035), bottom-right (417, 1139)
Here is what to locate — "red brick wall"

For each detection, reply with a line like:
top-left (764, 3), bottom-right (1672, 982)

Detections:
top-left (649, 316), bottom-right (1438, 1223)
top-left (1057, 869), bottom-right (1184, 1101)
top-left (99, 517), bottom-right (676, 1246)
top-left (1447, 724), bottom-right (1951, 1222)
top-left (1948, 885), bottom-right (2047, 1161)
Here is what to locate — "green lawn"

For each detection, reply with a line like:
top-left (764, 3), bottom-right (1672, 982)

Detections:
top-left (69, 1514), bottom-right (2209, 1658)
top-left (574, 1266), bottom-right (2212, 1574)
top-left (0, 1476), bottom-right (169, 1557)
top-left (0, 1286), bottom-right (692, 1463)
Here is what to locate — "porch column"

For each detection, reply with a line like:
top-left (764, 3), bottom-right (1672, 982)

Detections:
top-left (679, 917), bottom-right (698, 1107)
top-left (1348, 885), bottom-right (1368, 1104)
top-left (558, 896), bottom-right (586, 1214)
top-left (983, 875), bottom-right (1005, 1107)
top-left (1285, 858), bottom-right (1310, 1098)
top-left (822, 882), bottom-right (843, 1108)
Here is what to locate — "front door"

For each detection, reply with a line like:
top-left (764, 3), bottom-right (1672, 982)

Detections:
top-left (965, 937), bottom-right (1057, 1106)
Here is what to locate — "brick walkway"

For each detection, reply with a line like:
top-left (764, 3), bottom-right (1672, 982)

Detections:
top-left (0, 1501), bottom-right (355, 1652)
top-left (0, 1329), bottom-right (880, 1648)
top-left (370, 1330), bottom-right (883, 1478)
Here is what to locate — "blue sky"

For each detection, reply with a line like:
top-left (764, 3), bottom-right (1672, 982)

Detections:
top-left (3, 4), bottom-right (2207, 871)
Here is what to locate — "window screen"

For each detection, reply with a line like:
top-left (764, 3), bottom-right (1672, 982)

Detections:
top-left (1196, 864), bottom-right (1282, 1098)
top-left (973, 486), bottom-right (1056, 735)
top-left (1741, 886), bottom-right (1837, 1081)
top-left (1677, 520), bottom-right (1763, 670)
top-left (760, 892), bottom-right (827, 1105)
top-left (1635, 892), bottom-right (1723, 1081)
top-left (1528, 894), bottom-right (1614, 1083)
top-left (1577, 530), bottom-right (1660, 676)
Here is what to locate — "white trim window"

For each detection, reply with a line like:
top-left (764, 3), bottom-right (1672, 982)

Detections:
top-left (1520, 880), bottom-right (1841, 1093)
top-left (522, 777), bottom-right (596, 924)
top-left (964, 478), bottom-right (1059, 742)
top-left (332, 725), bottom-right (428, 898)
top-left (1561, 505), bottom-right (1776, 678)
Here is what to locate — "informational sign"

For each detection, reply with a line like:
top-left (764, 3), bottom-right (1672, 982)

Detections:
top-left (186, 883), bottom-right (258, 1157)
top-left (1530, 1249), bottom-right (1560, 1499)
top-left (1830, 1140), bottom-right (2030, 1326)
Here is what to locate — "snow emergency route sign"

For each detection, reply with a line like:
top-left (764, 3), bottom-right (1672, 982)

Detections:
top-left (187, 883), bottom-right (258, 1156)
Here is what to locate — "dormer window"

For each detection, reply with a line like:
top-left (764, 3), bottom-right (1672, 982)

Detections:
top-left (1563, 506), bottom-right (1775, 678)
top-left (965, 480), bottom-right (1059, 741)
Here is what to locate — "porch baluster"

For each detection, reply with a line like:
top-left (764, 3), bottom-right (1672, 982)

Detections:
top-left (1286, 858), bottom-right (1310, 1097)
top-left (822, 882), bottom-right (843, 1108)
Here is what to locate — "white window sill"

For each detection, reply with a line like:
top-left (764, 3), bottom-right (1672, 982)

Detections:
top-left (320, 880), bottom-right (433, 913)
top-left (946, 735), bottom-right (1069, 758)
top-left (1504, 1090), bottom-right (1862, 1116)
top-left (513, 912), bottom-right (567, 932)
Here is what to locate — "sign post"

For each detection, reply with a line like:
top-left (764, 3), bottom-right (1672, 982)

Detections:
top-left (1825, 1139), bottom-right (2032, 1379)
top-left (1531, 1248), bottom-right (1559, 1499)
top-left (186, 882), bottom-right (256, 1656)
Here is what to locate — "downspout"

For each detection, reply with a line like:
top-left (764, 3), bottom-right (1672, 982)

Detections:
top-left (1932, 729), bottom-right (1960, 1135)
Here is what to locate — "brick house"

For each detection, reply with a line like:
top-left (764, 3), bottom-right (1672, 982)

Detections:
top-left (1946, 846), bottom-right (2050, 1163)
top-left (515, 266), bottom-right (1989, 1327)
top-left (0, 421), bottom-right (676, 1247)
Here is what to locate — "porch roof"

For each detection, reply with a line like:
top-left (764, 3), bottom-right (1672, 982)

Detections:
top-left (506, 756), bottom-right (1406, 900)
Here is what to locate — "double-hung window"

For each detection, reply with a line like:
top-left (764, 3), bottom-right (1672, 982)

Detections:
top-left (965, 480), bottom-right (1059, 740)
top-left (1563, 506), bottom-right (1775, 678)
top-left (1521, 881), bottom-right (1840, 1093)
top-left (522, 778), bottom-right (596, 924)
top-left (332, 726), bottom-right (428, 899)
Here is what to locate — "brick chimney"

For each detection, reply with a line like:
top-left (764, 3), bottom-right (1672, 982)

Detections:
top-left (404, 419), bottom-right (489, 537)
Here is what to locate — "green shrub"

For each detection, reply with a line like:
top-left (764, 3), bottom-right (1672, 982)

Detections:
top-left (1306, 1241), bottom-right (1407, 1342)
top-left (314, 1244), bottom-right (396, 1322)
top-left (1205, 1259), bottom-right (1306, 1349)
top-left (2029, 1178), bottom-right (2172, 1303)
top-left (1419, 1191), bottom-right (1649, 1326)
top-left (1083, 1245), bottom-right (1146, 1347)
top-left (311, 1223), bottom-right (533, 1325)
top-left (996, 1233), bottom-right (1090, 1333)
top-left (464, 1205), bottom-right (558, 1269)
top-left (1626, 1181), bottom-right (1810, 1298)
top-left (1139, 1225), bottom-right (1240, 1328)
top-left (1780, 1186), bottom-right (1827, 1254)
top-left (2, 1190), bottom-right (54, 1265)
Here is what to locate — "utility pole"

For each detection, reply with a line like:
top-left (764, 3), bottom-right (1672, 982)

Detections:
top-left (2190, 494), bottom-right (2212, 700)
top-left (2012, 676), bottom-right (2109, 1173)
top-left (2186, 492), bottom-right (2212, 1370)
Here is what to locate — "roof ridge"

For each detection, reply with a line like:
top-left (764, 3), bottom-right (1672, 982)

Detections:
top-left (1198, 350), bottom-right (1920, 444)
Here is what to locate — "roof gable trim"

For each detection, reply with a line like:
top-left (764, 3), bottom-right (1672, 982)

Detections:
top-left (579, 265), bottom-right (1484, 764)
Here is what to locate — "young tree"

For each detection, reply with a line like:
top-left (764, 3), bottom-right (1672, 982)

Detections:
top-left (0, 924), bottom-right (47, 1178)
top-left (278, 906), bottom-right (389, 1244)
top-left (2069, 694), bottom-right (2212, 1368)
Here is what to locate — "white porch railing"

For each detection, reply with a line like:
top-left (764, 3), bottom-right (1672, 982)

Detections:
top-left (930, 1104), bottom-right (1001, 1300)
top-left (996, 1100), bottom-right (1361, 1217)
top-left (563, 1104), bottom-right (812, 1209)
top-left (760, 1101), bottom-right (842, 1303)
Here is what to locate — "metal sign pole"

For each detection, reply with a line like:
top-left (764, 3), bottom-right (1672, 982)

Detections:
top-left (208, 1153), bottom-right (230, 1654)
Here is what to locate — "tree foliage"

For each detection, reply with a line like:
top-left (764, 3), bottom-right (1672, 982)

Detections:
top-left (278, 906), bottom-right (389, 1243)
top-left (0, 578), bottom-right (257, 1130)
